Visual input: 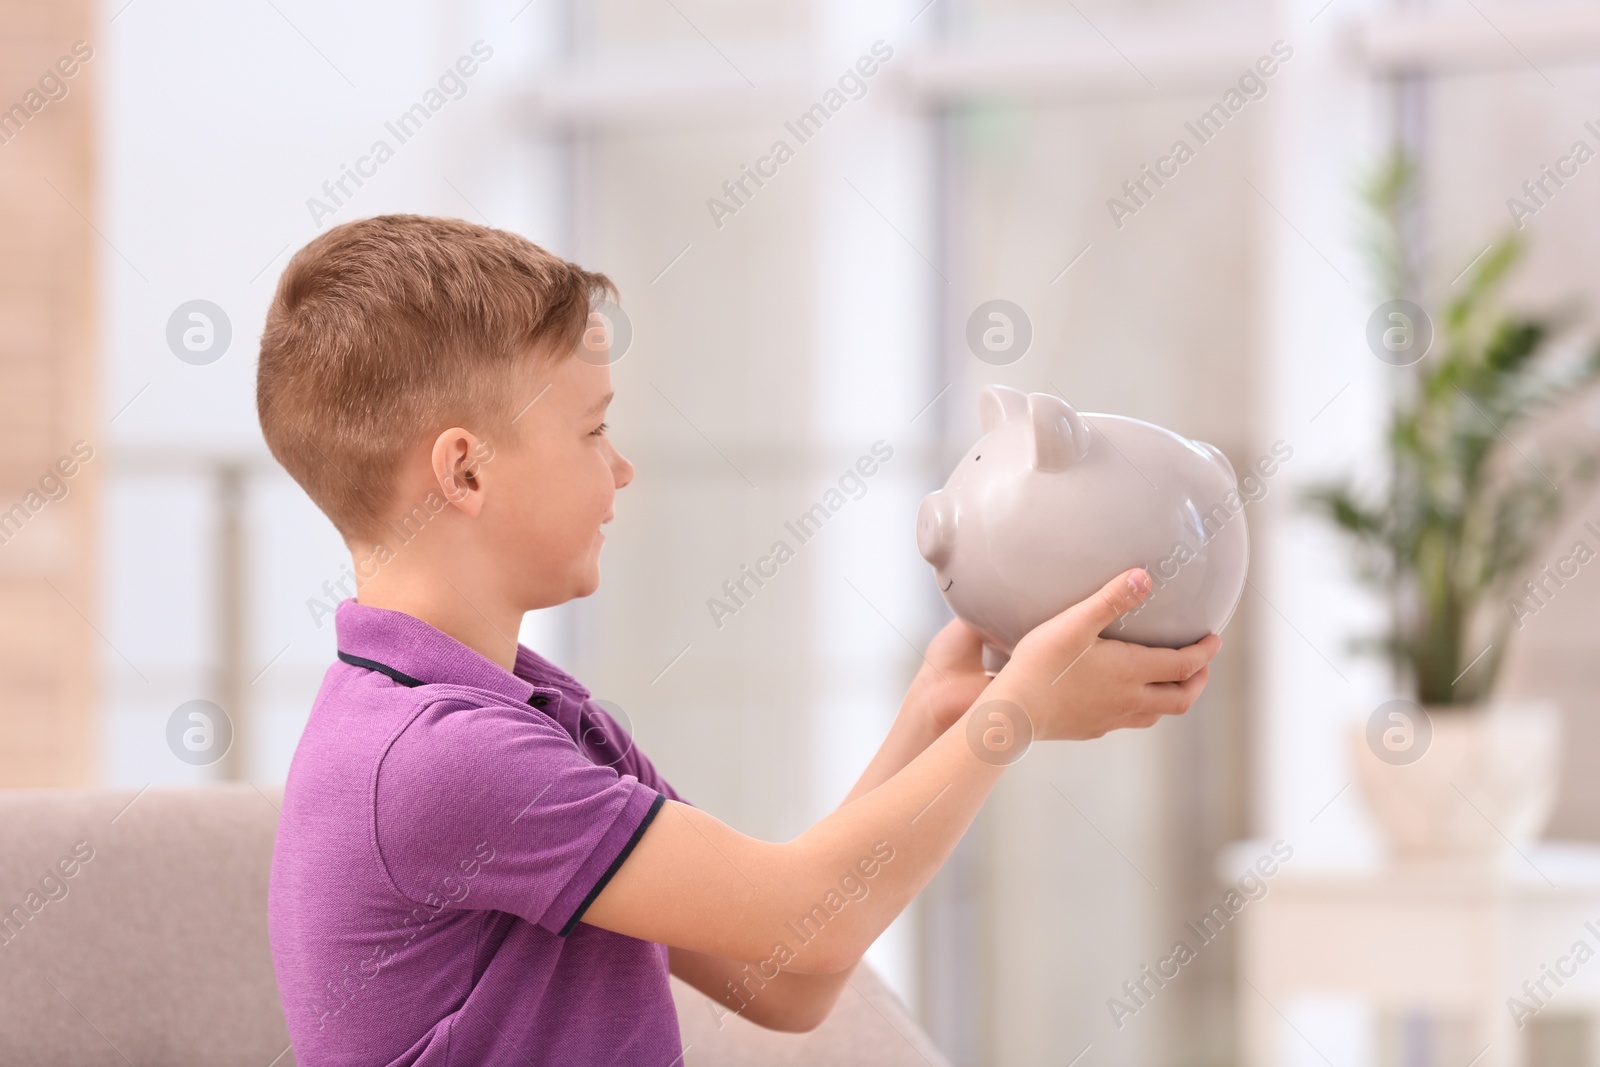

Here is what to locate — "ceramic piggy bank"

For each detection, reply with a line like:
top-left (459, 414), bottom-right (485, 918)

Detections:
top-left (917, 385), bottom-right (1249, 674)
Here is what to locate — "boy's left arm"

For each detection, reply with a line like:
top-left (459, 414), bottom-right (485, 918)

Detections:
top-left (667, 619), bottom-right (989, 1033)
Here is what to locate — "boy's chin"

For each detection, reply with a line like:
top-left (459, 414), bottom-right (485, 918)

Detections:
top-left (575, 561), bottom-right (602, 597)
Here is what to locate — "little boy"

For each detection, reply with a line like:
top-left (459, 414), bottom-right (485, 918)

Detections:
top-left (259, 215), bottom-right (1220, 1066)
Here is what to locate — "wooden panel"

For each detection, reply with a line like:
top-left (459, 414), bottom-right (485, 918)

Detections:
top-left (0, 0), bottom-right (97, 786)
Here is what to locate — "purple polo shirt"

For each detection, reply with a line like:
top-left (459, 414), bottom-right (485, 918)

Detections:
top-left (268, 599), bottom-right (689, 1066)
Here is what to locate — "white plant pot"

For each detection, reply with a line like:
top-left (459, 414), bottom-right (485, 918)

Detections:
top-left (1349, 700), bottom-right (1561, 864)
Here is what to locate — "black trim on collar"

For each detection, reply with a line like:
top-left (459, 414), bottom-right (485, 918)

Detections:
top-left (337, 651), bottom-right (426, 689)
top-left (558, 792), bottom-right (667, 937)
top-left (342, 649), bottom-right (554, 708)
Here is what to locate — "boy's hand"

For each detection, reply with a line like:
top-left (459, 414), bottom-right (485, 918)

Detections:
top-left (578, 567), bottom-right (1220, 981)
top-left (907, 618), bottom-right (992, 733)
top-left (986, 568), bottom-right (1221, 741)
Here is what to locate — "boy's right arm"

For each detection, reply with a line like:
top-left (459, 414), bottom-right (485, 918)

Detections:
top-left (580, 568), bottom-right (1220, 974)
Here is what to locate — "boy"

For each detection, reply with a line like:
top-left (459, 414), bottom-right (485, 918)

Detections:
top-left (259, 215), bottom-right (1220, 1066)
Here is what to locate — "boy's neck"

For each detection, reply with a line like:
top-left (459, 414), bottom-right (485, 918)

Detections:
top-left (355, 575), bottom-right (523, 673)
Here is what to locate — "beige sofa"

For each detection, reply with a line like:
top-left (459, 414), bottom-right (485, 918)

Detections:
top-left (0, 785), bottom-right (948, 1066)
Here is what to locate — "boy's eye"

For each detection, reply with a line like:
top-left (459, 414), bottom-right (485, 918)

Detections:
top-left (591, 422), bottom-right (609, 436)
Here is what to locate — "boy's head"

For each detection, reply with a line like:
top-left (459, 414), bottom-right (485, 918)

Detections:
top-left (258, 215), bottom-right (634, 606)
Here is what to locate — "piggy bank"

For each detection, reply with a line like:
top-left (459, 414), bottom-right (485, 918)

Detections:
top-left (917, 385), bottom-right (1249, 674)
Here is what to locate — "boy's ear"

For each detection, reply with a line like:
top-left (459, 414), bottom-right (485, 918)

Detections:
top-left (430, 427), bottom-right (488, 517)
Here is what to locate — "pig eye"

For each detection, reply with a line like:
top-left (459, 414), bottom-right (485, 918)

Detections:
top-left (975, 454), bottom-right (982, 461)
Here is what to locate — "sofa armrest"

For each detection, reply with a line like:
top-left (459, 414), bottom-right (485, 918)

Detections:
top-left (670, 962), bottom-right (951, 1067)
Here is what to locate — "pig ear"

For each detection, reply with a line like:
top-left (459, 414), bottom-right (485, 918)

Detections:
top-left (978, 385), bottom-right (1030, 433)
top-left (1028, 393), bottom-right (1091, 471)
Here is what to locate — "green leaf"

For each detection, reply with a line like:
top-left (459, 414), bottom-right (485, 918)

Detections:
top-left (1310, 146), bottom-right (1600, 697)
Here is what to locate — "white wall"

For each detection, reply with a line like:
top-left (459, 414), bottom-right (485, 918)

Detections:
top-left (98, 0), bottom-right (550, 784)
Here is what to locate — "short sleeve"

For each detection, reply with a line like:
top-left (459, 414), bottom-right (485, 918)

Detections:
top-left (375, 698), bottom-right (667, 937)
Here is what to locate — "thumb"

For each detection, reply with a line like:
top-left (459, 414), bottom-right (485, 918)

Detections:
top-left (1066, 567), bottom-right (1152, 634)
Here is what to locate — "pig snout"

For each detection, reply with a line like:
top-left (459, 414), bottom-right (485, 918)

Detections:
top-left (917, 491), bottom-right (955, 568)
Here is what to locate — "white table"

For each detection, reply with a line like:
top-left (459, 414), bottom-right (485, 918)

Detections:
top-left (1232, 841), bottom-right (1600, 1067)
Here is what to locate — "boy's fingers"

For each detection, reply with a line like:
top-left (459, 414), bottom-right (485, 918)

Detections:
top-left (1143, 664), bottom-right (1210, 716)
top-left (1132, 634), bottom-right (1222, 683)
top-left (1067, 568), bottom-right (1152, 635)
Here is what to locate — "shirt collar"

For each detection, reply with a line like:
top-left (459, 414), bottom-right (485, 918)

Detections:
top-left (333, 598), bottom-right (589, 710)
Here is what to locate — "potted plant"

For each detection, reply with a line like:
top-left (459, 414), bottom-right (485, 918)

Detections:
top-left (1302, 149), bottom-right (1600, 862)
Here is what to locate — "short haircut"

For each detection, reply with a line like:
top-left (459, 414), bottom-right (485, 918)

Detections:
top-left (257, 215), bottom-right (616, 541)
